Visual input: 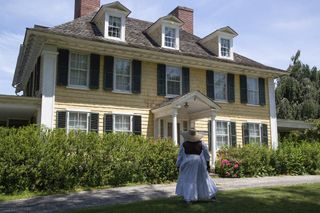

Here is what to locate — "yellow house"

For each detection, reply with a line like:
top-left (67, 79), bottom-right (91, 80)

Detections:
top-left (8, 1), bottom-right (287, 164)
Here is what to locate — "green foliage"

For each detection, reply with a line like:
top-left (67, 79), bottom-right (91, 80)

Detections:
top-left (0, 126), bottom-right (178, 194)
top-left (276, 50), bottom-right (320, 120)
top-left (215, 142), bottom-right (320, 177)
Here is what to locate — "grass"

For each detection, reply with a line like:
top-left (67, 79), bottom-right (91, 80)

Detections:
top-left (68, 183), bottom-right (320, 213)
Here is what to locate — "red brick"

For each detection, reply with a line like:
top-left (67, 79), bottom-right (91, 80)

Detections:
top-left (169, 6), bottom-right (194, 34)
top-left (74, 0), bottom-right (100, 19)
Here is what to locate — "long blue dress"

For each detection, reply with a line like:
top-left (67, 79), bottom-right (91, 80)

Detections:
top-left (175, 141), bottom-right (218, 202)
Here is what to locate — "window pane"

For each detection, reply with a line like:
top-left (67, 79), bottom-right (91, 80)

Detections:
top-left (165, 27), bottom-right (176, 48)
top-left (114, 115), bottom-right (131, 132)
top-left (247, 78), bottom-right (259, 105)
top-left (69, 53), bottom-right (89, 86)
top-left (114, 59), bottom-right (131, 91)
top-left (221, 38), bottom-right (230, 57)
top-left (214, 73), bottom-right (227, 100)
top-left (108, 16), bottom-right (121, 38)
top-left (68, 112), bottom-right (87, 132)
top-left (248, 123), bottom-right (260, 144)
top-left (166, 66), bottom-right (181, 95)
top-left (216, 121), bottom-right (228, 150)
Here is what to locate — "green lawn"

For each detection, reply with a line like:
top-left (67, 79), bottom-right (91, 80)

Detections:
top-left (69, 183), bottom-right (320, 213)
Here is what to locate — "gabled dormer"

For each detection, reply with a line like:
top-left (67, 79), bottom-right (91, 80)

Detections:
top-left (146, 15), bottom-right (183, 50)
top-left (199, 26), bottom-right (238, 60)
top-left (92, 1), bottom-right (131, 42)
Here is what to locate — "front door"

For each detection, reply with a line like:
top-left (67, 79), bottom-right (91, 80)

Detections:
top-left (167, 122), bottom-right (181, 145)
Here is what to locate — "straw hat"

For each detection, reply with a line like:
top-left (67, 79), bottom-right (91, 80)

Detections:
top-left (181, 128), bottom-right (203, 142)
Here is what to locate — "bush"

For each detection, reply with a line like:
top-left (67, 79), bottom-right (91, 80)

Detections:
top-left (216, 142), bottom-right (320, 177)
top-left (0, 126), bottom-right (178, 194)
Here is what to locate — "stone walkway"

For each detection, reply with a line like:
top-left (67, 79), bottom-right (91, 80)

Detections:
top-left (1, 175), bottom-right (320, 213)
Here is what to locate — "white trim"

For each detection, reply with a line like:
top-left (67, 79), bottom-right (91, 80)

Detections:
top-left (161, 23), bottom-right (180, 50)
top-left (40, 45), bottom-right (58, 129)
top-left (269, 78), bottom-right (278, 149)
top-left (218, 34), bottom-right (234, 60)
top-left (113, 57), bottom-right (132, 93)
top-left (105, 10), bottom-right (126, 42)
top-left (66, 108), bottom-right (92, 113)
top-left (66, 86), bottom-right (90, 91)
top-left (68, 51), bottom-right (90, 88)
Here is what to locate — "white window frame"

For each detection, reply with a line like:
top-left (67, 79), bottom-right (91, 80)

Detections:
top-left (247, 77), bottom-right (260, 105)
top-left (218, 33), bottom-right (234, 60)
top-left (113, 58), bottom-right (132, 93)
top-left (68, 51), bottom-right (90, 89)
top-left (247, 123), bottom-right (262, 145)
top-left (165, 65), bottom-right (182, 97)
top-left (161, 23), bottom-right (180, 50)
top-left (214, 72), bottom-right (228, 101)
top-left (215, 120), bottom-right (230, 151)
top-left (105, 10), bottom-right (126, 41)
top-left (112, 114), bottom-right (133, 133)
top-left (66, 111), bottom-right (90, 133)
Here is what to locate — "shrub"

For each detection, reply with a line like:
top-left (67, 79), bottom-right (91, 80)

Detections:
top-left (0, 126), bottom-right (178, 194)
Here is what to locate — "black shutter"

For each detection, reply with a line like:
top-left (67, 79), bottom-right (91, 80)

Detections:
top-left (240, 75), bottom-right (247, 104)
top-left (104, 56), bottom-right (114, 90)
top-left (90, 113), bottom-right (99, 133)
top-left (35, 57), bottom-right (41, 92)
top-left (104, 114), bottom-right (113, 133)
top-left (208, 121), bottom-right (212, 151)
top-left (230, 122), bottom-right (237, 147)
top-left (56, 111), bottom-right (67, 129)
top-left (259, 78), bottom-right (266, 106)
top-left (227, 73), bottom-right (235, 103)
top-left (206, 70), bottom-right (214, 99)
top-left (261, 124), bottom-right (268, 146)
top-left (182, 67), bottom-right (190, 94)
top-left (132, 60), bottom-right (142, 94)
top-left (242, 123), bottom-right (249, 145)
top-left (157, 64), bottom-right (166, 96)
top-left (57, 49), bottom-right (69, 86)
top-left (89, 54), bottom-right (100, 89)
top-left (132, 115), bottom-right (142, 135)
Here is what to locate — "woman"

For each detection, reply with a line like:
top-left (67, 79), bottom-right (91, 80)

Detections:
top-left (176, 128), bottom-right (218, 203)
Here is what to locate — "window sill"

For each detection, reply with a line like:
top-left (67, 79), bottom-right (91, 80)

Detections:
top-left (165, 95), bottom-right (179, 99)
top-left (112, 90), bottom-right (132, 95)
top-left (161, 46), bottom-right (180, 51)
top-left (246, 103), bottom-right (260, 107)
top-left (66, 86), bottom-right (90, 90)
top-left (214, 100), bottom-right (228, 104)
top-left (105, 36), bottom-right (125, 42)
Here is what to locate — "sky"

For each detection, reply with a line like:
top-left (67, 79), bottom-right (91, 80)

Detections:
top-left (0, 0), bottom-right (319, 95)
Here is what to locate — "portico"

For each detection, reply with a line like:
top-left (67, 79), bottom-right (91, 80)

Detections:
top-left (152, 91), bottom-right (221, 165)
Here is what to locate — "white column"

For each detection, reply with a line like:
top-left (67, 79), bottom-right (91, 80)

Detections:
top-left (40, 46), bottom-right (58, 129)
top-left (211, 110), bottom-right (217, 167)
top-left (172, 108), bottom-right (178, 146)
top-left (268, 78), bottom-right (278, 149)
top-left (154, 118), bottom-right (159, 139)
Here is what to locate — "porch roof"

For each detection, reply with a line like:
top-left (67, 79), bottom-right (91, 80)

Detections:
top-left (151, 91), bottom-right (221, 119)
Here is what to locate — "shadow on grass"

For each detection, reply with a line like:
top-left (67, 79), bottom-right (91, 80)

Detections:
top-left (69, 184), bottom-right (320, 213)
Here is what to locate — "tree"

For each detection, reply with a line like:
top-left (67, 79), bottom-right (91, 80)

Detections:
top-left (276, 50), bottom-right (320, 120)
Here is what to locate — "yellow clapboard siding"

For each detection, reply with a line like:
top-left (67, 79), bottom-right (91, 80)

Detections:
top-left (54, 56), bottom-right (272, 147)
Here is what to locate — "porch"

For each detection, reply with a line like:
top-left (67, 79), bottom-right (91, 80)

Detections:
top-left (151, 91), bottom-right (221, 165)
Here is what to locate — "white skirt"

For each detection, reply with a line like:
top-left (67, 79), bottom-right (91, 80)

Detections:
top-left (175, 154), bottom-right (218, 201)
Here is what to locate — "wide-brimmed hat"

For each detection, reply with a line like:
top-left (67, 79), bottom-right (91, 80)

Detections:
top-left (181, 128), bottom-right (203, 142)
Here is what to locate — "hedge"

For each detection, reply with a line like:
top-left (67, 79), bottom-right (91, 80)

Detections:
top-left (216, 141), bottom-right (320, 177)
top-left (0, 126), bottom-right (178, 194)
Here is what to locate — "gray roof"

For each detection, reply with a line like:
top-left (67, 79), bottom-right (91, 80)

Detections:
top-left (32, 11), bottom-right (285, 72)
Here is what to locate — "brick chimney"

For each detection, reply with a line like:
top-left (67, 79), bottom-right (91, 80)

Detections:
top-left (169, 6), bottom-right (194, 34)
top-left (74, 0), bottom-right (100, 19)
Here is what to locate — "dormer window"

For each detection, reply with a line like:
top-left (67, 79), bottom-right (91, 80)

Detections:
top-left (164, 27), bottom-right (176, 48)
top-left (108, 16), bottom-right (122, 38)
top-left (220, 38), bottom-right (231, 57)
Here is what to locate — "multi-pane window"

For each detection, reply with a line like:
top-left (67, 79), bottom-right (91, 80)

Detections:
top-left (69, 53), bottom-right (89, 87)
top-left (114, 58), bottom-right (131, 92)
top-left (166, 66), bottom-right (181, 96)
top-left (68, 112), bottom-right (88, 132)
top-left (248, 123), bottom-right (260, 144)
top-left (247, 77), bottom-right (259, 105)
top-left (220, 38), bottom-right (231, 57)
top-left (216, 121), bottom-right (229, 150)
top-left (164, 27), bottom-right (176, 48)
top-left (108, 16), bottom-right (121, 38)
top-left (114, 115), bottom-right (131, 132)
top-left (214, 73), bottom-right (227, 100)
